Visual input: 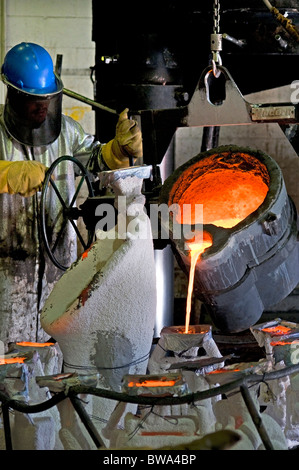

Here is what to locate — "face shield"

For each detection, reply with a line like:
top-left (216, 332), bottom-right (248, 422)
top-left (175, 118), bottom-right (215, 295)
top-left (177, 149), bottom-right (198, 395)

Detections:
top-left (3, 82), bottom-right (63, 147)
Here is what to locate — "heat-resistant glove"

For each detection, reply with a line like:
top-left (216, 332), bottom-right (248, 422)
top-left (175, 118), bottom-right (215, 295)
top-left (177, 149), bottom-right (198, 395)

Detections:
top-left (102, 108), bottom-right (143, 170)
top-left (0, 160), bottom-right (48, 197)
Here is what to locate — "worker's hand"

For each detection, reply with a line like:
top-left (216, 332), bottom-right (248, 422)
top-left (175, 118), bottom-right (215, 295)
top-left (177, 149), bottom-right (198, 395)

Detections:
top-left (114, 108), bottom-right (143, 159)
top-left (0, 160), bottom-right (48, 197)
top-left (102, 108), bottom-right (143, 170)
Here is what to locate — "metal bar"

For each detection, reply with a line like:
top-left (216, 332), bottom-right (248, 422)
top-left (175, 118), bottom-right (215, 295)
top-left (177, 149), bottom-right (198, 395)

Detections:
top-left (2, 404), bottom-right (12, 450)
top-left (140, 110), bottom-right (162, 187)
top-left (63, 88), bottom-right (118, 116)
top-left (201, 126), bottom-right (220, 152)
top-left (69, 394), bottom-right (106, 449)
top-left (55, 54), bottom-right (63, 77)
top-left (240, 384), bottom-right (274, 450)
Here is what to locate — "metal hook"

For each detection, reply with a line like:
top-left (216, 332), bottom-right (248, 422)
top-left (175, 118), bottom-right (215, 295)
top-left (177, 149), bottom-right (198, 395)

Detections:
top-left (212, 53), bottom-right (222, 78)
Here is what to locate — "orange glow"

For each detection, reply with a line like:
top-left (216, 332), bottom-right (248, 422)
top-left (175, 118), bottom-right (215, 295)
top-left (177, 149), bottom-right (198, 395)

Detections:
top-left (185, 232), bottom-right (213, 334)
top-left (262, 325), bottom-right (292, 336)
top-left (270, 340), bottom-right (299, 346)
top-left (82, 245), bottom-right (93, 260)
top-left (207, 368), bottom-right (241, 374)
top-left (175, 169), bottom-right (268, 227)
top-left (0, 357), bottom-right (26, 365)
top-left (169, 152), bottom-right (269, 229)
top-left (168, 151), bottom-right (269, 332)
top-left (16, 341), bottom-right (55, 347)
top-left (128, 379), bottom-right (177, 388)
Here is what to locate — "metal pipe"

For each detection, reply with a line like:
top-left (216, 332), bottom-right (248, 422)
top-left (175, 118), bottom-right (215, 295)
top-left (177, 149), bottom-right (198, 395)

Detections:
top-left (222, 33), bottom-right (246, 48)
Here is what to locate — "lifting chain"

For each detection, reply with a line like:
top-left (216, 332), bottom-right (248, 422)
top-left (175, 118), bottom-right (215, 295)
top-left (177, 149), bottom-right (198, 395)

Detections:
top-left (211, 0), bottom-right (222, 77)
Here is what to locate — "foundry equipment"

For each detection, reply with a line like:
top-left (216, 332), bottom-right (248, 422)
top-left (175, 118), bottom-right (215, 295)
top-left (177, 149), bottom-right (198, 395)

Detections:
top-left (159, 145), bottom-right (299, 332)
top-left (41, 0), bottom-right (299, 334)
top-left (90, 0), bottom-right (299, 334)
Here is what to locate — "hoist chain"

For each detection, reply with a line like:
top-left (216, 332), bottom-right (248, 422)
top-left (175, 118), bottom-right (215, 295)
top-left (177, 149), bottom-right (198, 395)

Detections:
top-left (213, 0), bottom-right (220, 34)
top-left (211, 0), bottom-right (222, 77)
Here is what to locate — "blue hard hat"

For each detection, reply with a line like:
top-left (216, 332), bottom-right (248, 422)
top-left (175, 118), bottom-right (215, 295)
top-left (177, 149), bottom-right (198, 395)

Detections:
top-left (1, 42), bottom-right (62, 95)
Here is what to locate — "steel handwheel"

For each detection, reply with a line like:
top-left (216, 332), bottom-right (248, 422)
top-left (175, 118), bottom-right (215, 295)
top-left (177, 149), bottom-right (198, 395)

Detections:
top-left (40, 155), bottom-right (95, 271)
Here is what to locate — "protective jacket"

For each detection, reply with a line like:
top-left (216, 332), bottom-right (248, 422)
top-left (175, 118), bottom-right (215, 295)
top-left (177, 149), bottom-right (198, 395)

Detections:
top-left (0, 105), bottom-right (100, 346)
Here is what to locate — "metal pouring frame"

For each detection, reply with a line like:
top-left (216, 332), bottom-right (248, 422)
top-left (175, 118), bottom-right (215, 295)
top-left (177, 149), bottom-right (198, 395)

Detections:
top-left (1, 362), bottom-right (299, 451)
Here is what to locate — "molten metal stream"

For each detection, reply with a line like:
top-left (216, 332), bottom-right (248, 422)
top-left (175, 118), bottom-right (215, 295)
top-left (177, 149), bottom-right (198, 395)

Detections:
top-left (185, 233), bottom-right (213, 333)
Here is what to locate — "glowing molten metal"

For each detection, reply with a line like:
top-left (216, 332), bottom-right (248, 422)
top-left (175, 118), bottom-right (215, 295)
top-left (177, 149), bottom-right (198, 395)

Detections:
top-left (261, 325), bottom-right (292, 336)
top-left (0, 357), bottom-right (26, 365)
top-left (128, 379), bottom-right (177, 388)
top-left (16, 341), bottom-right (55, 347)
top-left (171, 152), bottom-right (269, 228)
top-left (170, 152), bottom-right (270, 334)
top-left (185, 232), bottom-right (213, 333)
top-left (271, 340), bottom-right (299, 346)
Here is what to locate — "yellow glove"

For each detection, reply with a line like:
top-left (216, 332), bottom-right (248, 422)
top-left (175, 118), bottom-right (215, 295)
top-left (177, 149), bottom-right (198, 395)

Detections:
top-left (0, 160), bottom-right (48, 197)
top-left (102, 108), bottom-right (143, 170)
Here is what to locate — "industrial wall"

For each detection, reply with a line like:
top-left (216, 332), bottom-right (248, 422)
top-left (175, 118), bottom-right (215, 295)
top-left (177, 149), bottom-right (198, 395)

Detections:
top-left (0, 0), bottom-right (95, 134)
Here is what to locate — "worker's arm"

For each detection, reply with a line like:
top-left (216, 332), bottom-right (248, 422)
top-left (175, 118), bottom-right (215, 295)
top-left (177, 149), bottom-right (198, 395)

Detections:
top-left (0, 160), bottom-right (48, 197)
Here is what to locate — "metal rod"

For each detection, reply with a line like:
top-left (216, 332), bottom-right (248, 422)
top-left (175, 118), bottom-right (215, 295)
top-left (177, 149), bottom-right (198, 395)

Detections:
top-left (240, 384), bottom-right (274, 450)
top-left (201, 126), bottom-right (220, 152)
top-left (63, 88), bottom-right (118, 116)
top-left (2, 404), bottom-right (12, 450)
top-left (55, 54), bottom-right (63, 77)
top-left (69, 394), bottom-right (106, 449)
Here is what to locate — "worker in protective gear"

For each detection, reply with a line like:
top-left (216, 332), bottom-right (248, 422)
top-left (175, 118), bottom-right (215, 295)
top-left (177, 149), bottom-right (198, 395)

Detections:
top-left (0, 42), bottom-right (142, 347)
